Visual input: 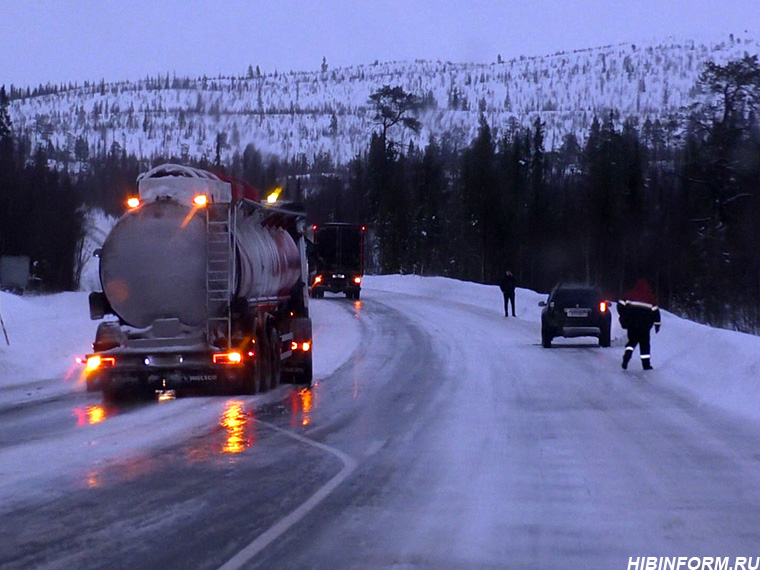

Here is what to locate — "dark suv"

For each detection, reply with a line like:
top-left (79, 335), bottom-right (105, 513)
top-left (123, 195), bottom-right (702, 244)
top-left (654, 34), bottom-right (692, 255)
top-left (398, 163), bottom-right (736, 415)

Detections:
top-left (539, 284), bottom-right (611, 348)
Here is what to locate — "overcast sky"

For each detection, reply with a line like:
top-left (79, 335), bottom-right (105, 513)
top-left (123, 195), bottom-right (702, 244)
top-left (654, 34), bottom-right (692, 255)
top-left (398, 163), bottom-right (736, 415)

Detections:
top-left (1, 0), bottom-right (757, 88)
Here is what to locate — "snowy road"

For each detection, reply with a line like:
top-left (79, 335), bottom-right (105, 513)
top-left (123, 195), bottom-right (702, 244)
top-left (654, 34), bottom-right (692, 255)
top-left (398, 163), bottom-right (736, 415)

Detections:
top-left (2, 278), bottom-right (760, 568)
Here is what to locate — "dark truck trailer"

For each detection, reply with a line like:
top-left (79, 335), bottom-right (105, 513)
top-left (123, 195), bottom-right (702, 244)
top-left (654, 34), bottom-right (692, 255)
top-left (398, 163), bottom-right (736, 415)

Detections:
top-left (84, 164), bottom-right (312, 401)
top-left (308, 223), bottom-right (365, 300)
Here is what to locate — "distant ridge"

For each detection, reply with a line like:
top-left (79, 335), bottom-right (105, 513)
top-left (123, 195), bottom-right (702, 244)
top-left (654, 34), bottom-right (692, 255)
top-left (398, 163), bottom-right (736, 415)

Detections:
top-left (7, 32), bottom-right (759, 167)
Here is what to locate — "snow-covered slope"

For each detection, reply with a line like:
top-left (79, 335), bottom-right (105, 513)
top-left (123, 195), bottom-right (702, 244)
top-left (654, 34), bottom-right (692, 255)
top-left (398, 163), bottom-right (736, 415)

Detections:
top-left (8, 33), bottom-right (759, 166)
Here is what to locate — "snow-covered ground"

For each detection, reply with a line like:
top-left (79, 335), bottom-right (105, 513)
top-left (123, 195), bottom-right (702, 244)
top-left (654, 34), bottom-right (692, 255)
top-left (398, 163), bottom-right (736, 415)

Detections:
top-left (0, 285), bottom-right (362, 506)
top-left (1, 274), bottom-right (760, 508)
top-left (2, 274), bottom-right (760, 417)
top-left (365, 275), bottom-right (760, 421)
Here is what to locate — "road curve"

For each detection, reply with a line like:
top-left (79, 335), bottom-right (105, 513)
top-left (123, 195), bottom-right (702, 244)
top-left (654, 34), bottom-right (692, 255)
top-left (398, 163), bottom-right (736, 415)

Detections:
top-left (3, 290), bottom-right (760, 569)
top-left (248, 289), bottom-right (760, 569)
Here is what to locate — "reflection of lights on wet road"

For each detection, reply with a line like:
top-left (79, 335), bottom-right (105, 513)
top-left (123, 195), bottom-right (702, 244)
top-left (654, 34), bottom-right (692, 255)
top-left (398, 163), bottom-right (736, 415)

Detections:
top-left (221, 400), bottom-right (255, 454)
top-left (83, 455), bottom-right (161, 490)
top-left (157, 390), bottom-right (177, 402)
top-left (300, 388), bottom-right (313, 426)
top-left (87, 471), bottom-right (100, 488)
top-left (79, 400), bottom-right (258, 490)
top-left (289, 388), bottom-right (315, 427)
top-left (73, 405), bottom-right (111, 427)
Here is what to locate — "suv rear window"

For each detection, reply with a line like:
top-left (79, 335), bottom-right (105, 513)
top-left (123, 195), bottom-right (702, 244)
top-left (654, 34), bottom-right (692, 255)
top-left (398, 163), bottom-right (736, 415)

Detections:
top-left (551, 288), bottom-right (599, 305)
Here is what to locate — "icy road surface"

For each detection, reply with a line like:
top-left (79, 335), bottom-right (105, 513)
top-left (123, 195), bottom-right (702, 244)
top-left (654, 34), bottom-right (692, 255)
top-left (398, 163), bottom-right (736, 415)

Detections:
top-left (2, 276), bottom-right (760, 569)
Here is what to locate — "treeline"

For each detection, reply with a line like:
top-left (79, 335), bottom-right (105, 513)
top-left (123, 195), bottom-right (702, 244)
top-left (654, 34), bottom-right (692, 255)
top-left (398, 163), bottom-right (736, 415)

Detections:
top-left (0, 87), bottom-right (82, 290)
top-left (306, 56), bottom-right (760, 331)
top-left (2, 55), bottom-right (759, 334)
top-left (0, 85), bottom-right (151, 290)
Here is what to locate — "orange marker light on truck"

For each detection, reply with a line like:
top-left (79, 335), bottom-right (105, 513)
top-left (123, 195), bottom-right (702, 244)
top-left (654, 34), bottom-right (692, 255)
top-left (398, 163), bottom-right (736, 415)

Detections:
top-left (193, 194), bottom-right (208, 207)
top-left (127, 197), bottom-right (141, 209)
top-left (213, 352), bottom-right (243, 365)
top-left (85, 355), bottom-right (115, 373)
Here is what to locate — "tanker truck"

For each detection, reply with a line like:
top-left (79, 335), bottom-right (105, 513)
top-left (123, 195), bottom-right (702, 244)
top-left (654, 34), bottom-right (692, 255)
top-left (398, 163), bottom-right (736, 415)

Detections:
top-left (84, 164), bottom-right (312, 401)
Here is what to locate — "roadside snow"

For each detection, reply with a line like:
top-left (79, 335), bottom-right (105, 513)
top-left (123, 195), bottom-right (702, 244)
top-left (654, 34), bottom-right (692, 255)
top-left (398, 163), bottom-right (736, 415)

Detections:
top-left (364, 274), bottom-right (760, 421)
top-left (2, 275), bottom-right (760, 421)
top-left (0, 288), bottom-right (360, 406)
top-left (0, 287), bottom-right (363, 507)
top-left (1, 272), bottom-right (760, 505)
top-left (0, 291), bottom-right (95, 401)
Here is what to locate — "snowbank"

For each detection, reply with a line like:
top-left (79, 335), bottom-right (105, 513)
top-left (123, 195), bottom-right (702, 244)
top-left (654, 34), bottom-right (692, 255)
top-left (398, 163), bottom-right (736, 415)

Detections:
top-left (0, 291), bottom-right (96, 399)
top-left (2, 275), bottom-right (760, 423)
top-left (0, 286), bottom-right (360, 405)
top-left (364, 274), bottom-right (760, 422)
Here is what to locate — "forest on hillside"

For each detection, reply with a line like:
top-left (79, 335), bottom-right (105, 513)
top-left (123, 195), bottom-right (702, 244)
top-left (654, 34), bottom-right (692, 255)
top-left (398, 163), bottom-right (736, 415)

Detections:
top-left (6, 34), bottom-right (758, 167)
top-left (1, 55), bottom-right (759, 332)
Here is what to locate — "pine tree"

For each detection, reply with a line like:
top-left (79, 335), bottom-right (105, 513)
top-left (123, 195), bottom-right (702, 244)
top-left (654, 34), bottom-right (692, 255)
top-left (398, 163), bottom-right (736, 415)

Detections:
top-left (368, 85), bottom-right (422, 149)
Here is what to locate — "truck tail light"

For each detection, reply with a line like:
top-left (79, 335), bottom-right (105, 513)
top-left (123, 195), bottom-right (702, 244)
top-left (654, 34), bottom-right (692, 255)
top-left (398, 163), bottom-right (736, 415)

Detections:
top-left (213, 352), bottom-right (243, 365)
top-left (353, 276), bottom-right (362, 285)
top-left (290, 342), bottom-right (311, 352)
top-left (85, 355), bottom-right (115, 373)
top-left (599, 301), bottom-right (608, 313)
top-left (314, 275), bottom-right (323, 284)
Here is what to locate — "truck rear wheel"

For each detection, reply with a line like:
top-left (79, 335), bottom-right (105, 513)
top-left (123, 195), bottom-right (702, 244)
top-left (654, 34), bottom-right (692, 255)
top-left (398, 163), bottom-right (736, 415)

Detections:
top-left (256, 328), bottom-right (271, 392)
top-left (269, 327), bottom-right (281, 389)
top-left (241, 358), bottom-right (261, 394)
top-left (294, 353), bottom-right (313, 386)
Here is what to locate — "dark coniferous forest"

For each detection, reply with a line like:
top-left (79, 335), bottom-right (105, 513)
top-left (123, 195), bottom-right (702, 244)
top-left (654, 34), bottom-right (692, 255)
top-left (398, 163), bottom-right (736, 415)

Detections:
top-left (1, 54), bottom-right (759, 333)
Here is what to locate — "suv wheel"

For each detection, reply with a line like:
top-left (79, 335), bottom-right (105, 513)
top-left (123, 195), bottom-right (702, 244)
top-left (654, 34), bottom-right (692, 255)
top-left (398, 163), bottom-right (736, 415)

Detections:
top-left (599, 326), bottom-right (611, 347)
top-left (542, 330), bottom-right (553, 348)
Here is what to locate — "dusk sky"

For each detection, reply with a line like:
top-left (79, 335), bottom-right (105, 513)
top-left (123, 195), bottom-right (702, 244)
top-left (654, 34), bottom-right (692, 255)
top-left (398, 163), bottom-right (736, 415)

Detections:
top-left (1, 0), bottom-right (757, 88)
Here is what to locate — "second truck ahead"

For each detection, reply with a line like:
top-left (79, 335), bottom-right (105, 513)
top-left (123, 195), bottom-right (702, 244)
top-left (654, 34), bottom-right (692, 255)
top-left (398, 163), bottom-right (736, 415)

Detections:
top-left (308, 223), bottom-right (365, 299)
top-left (84, 164), bottom-right (312, 400)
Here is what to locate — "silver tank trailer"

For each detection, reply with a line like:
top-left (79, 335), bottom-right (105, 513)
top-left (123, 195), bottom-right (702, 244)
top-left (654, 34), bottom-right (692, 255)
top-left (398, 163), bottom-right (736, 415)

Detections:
top-left (100, 200), bottom-right (301, 329)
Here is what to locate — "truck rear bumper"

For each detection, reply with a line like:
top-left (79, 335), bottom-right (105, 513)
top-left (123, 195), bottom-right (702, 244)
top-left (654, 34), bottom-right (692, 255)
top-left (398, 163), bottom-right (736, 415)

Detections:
top-left (90, 365), bottom-right (248, 395)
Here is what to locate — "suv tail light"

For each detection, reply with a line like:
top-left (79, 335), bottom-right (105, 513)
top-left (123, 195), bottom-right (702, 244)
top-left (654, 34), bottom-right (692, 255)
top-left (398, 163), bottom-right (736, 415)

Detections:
top-left (599, 301), bottom-right (608, 313)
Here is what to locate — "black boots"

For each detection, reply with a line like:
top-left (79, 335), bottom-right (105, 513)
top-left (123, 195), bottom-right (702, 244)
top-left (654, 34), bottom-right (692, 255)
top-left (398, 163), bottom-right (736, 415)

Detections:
top-left (622, 350), bottom-right (632, 370)
top-left (623, 349), bottom-right (653, 370)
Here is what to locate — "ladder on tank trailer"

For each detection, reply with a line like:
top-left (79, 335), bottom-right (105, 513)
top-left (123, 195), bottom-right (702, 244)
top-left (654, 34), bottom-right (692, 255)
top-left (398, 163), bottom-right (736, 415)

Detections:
top-left (205, 203), bottom-right (235, 350)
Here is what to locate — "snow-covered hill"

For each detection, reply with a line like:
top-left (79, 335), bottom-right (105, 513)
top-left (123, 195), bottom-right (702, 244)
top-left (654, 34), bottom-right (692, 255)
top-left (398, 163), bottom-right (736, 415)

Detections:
top-left (7, 32), bottom-right (760, 166)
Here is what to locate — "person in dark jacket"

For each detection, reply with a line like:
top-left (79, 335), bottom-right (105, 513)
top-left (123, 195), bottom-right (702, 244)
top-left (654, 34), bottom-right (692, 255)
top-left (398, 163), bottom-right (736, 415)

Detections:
top-left (499, 270), bottom-right (516, 317)
top-left (617, 279), bottom-right (661, 370)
